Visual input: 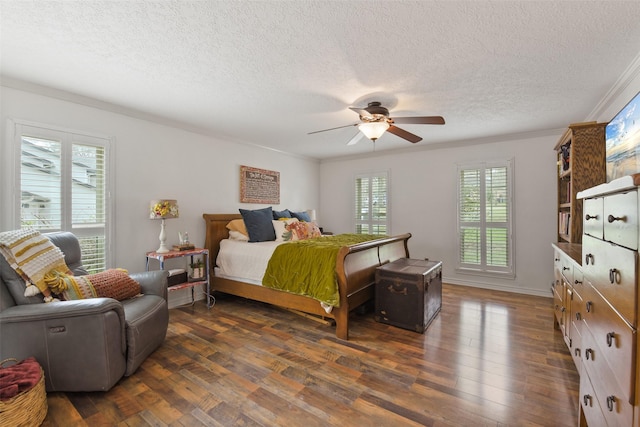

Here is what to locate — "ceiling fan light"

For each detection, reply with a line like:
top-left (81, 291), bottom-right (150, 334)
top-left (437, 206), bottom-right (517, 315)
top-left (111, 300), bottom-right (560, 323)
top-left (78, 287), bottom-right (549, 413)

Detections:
top-left (358, 121), bottom-right (389, 140)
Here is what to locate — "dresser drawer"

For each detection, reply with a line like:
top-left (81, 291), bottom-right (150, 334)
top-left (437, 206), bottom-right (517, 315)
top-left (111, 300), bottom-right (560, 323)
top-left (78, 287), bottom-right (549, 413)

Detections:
top-left (581, 282), bottom-right (636, 401)
top-left (559, 256), bottom-right (573, 284)
top-left (572, 265), bottom-right (585, 299)
top-left (583, 235), bottom-right (638, 325)
top-left (581, 325), bottom-right (634, 427)
top-left (580, 369), bottom-right (607, 427)
top-left (604, 189), bottom-right (638, 250)
top-left (570, 319), bottom-right (582, 373)
top-left (583, 196), bottom-right (604, 239)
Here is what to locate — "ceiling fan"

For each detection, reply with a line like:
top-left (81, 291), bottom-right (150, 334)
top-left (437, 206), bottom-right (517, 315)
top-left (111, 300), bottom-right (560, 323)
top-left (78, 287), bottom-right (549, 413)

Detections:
top-left (308, 101), bottom-right (445, 145)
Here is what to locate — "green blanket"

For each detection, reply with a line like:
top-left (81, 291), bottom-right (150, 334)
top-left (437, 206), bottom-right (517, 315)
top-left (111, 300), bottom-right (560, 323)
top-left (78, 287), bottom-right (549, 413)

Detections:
top-left (262, 234), bottom-right (385, 307)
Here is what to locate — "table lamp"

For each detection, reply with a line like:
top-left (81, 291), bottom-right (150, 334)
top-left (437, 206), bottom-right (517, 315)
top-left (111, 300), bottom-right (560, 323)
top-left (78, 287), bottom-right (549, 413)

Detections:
top-left (149, 199), bottom-right (179, 253)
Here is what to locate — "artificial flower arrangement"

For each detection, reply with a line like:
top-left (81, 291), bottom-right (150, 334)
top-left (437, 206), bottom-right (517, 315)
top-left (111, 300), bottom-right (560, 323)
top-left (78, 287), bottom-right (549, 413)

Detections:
top-left (150, 200), bottom-right (179, 219)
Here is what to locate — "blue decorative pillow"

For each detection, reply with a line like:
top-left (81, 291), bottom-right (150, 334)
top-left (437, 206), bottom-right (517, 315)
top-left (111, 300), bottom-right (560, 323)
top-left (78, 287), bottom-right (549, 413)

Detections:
top-left (290, 210), bottom-right (311, 222)
top-left (239, 207), bottom-right (276, 242)
top-left (272, 209), bottom-right (292, 219)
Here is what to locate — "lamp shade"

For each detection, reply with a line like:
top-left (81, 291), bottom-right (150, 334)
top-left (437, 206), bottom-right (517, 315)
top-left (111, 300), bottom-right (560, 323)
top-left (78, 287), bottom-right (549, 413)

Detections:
top-left (358, 121), bottom-right (390, 141)
top-left (149, 200), bottom-right (179, 219)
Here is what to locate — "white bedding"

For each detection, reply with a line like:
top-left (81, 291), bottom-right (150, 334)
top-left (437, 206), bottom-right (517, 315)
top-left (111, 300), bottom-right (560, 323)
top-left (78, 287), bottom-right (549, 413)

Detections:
top-left (214, 239), bottom-right (283, 283)
top-left (214, 238), bottom-right (334, 313)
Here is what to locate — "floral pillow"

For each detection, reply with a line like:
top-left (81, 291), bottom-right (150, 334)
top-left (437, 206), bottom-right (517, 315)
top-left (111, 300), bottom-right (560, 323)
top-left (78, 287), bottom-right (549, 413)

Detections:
top-left (288, 221), bottom-right (322, 241)
top-left (272, 218), bottom-right (299, 242)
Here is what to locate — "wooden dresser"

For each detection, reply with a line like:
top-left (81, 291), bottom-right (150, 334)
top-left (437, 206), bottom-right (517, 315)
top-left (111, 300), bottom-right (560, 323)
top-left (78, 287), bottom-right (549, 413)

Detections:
top-left (571, 173), bottom-right (640, 426)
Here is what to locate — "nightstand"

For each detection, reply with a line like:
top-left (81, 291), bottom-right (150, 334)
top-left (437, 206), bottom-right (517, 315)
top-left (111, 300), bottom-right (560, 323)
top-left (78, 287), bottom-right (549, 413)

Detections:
top-left (146, 248), bottom-right (211, 308)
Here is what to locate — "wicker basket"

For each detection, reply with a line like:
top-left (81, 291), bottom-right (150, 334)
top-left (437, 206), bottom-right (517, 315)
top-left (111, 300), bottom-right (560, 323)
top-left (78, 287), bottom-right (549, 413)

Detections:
top-left (0, 358), bottom-right (47, 427)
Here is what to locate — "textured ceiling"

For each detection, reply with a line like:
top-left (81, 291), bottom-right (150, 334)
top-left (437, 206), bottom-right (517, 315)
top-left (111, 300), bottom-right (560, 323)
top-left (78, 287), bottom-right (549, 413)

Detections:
top-left (2, 1), bottom-right (640, 160)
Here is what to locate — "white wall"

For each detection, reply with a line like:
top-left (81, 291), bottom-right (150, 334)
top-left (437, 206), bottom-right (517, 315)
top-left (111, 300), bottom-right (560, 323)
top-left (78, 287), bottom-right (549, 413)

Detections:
top-left (0, 85), bottom-right (320, 307)
top-left (319, 54), bottom-right (640, 298)
top-left (319, 134), bottom-right (559, 297)
top-left (2, 53), bottom-right (638, 303)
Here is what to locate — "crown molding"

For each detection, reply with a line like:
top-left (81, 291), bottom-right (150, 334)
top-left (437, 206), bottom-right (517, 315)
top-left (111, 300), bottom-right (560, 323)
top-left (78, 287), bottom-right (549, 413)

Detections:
top-left (587, 51), bottom-right (640, 121)
top-left (0, 76), bottom-right (318, 163)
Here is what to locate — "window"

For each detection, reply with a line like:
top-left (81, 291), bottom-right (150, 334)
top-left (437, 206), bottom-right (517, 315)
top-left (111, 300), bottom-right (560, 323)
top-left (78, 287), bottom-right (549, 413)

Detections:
top-left (12, 122), bottom-right (112, 273)
top-left (354, 171), bottom-right (389, 235)
top-left (457, 160), bottom-right (514, 277)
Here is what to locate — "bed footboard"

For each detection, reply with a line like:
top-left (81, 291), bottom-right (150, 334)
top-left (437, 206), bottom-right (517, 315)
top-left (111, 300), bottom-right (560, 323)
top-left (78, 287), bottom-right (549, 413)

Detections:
top-left (203, 213), bottom-right (411, 340)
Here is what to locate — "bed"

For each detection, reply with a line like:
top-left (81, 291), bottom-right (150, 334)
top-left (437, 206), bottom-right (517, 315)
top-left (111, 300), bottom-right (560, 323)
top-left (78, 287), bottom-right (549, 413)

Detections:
top-left (203, 213), bottom-right (411, 340)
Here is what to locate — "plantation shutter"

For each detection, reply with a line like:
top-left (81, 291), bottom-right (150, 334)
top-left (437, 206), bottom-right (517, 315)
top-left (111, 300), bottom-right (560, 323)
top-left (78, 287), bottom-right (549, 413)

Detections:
top-left (458, 169), bottom-right (481, 265)
top-left (457, 161), bottom-right (513, 276)
top-left (71, 142), bottom-right (108, 272)
top-left (354, 172), bottom-right (389, 235)
top-left (20, 137), bottom-right (63, 230)
top-left (17, 124), bottom-right (111, 273)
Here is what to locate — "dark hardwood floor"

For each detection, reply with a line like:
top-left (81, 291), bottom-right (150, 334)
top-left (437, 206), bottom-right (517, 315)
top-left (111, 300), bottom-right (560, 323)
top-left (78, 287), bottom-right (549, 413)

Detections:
top-left (42, 284), bottom-right (579, 426)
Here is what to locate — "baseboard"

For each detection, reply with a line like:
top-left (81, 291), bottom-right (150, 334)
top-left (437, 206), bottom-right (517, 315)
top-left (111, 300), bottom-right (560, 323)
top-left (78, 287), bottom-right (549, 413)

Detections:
top-left (167, 284), bottom-right (206, 309)
top-left (443, 276), bottom-right (552, 298)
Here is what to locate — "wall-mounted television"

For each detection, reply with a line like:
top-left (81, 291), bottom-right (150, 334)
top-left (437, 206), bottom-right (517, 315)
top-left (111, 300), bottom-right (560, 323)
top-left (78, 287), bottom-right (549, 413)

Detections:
top-left (606, 91), bottom-right (640, 182)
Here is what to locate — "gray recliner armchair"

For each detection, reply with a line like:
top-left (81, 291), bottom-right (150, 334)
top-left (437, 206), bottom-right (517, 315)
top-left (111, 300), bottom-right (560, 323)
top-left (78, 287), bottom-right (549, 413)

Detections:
top-left (0, 231), bottom-right (169, 392)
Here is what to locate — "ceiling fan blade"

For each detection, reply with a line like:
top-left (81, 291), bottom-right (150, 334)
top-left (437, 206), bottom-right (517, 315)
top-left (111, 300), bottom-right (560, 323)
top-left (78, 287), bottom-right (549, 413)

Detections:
top-left (307, 123), bottom-right (358, 135)
top-left (391, 116), bottom-right (445, 125)
top-left (349, 106), bottom-right (374, 120)
top-left (387, 125), bottom-right (423, 143)
top-left (346, 131), bottom-right (365, 146)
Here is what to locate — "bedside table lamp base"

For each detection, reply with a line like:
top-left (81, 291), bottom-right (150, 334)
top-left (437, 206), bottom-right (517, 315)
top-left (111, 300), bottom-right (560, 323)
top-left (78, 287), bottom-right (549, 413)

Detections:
top-left (156, 219), bottom-right (170, 253)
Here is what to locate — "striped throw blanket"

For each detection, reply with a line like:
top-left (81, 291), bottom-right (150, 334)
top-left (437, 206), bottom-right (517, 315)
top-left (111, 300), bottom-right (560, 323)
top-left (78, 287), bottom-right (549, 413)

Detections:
top-left (0, 229), bottom-right (69, 297)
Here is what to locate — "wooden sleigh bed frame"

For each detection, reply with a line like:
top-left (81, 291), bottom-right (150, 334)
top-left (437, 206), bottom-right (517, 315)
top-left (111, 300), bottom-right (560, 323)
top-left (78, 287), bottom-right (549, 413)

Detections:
top-left (203, 213), bottom-right (411, 340)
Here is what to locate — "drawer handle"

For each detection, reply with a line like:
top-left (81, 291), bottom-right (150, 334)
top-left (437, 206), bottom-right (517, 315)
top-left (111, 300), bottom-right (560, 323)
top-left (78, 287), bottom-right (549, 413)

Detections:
top-left (387, 284), bottom-right (408, 295)
top-left (609, 268), bottom-right (620, 284)
top-left (586, 301), bottom-right (592, 313)
top-left (562, 266), bottom-right (570, 271)
top-left (554, 257), bottom-right (560, 262)
top-left (575, 312), bottom-right (581, 321)
top-left (606, 332), bottom-right (616, 347)
top-left (585, 254), bottom-right (594, 265)
top-left (574, 348), bottom-right (581, 357)
top-left (560, 306), bottom-right (566, 313)
top-left (574, 279), bottom-right (582, 285)
top-left (606, 395), bottom-right (616, 412)
top-left (585, 214), bottom-right (598, 221)
top-left (585, 348), bottom-right (593, 360)
top-left (607, 214), bottom-right (626, 223)
top-left (583, 394), bottom-right (592, 407)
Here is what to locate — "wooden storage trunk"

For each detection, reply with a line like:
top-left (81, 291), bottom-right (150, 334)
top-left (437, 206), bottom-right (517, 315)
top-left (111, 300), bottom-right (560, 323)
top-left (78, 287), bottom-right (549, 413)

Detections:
top-left (375, 258), bottom-right (442, 333)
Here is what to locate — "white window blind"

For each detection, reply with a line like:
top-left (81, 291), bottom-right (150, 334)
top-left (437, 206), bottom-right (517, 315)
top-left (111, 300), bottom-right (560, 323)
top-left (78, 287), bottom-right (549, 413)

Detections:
top-left (457, 161), bottom-right (514, 277)
top-left (354, 172), bottom-right (389, 235)
top-left (16, 124), bottom-right (111, 273)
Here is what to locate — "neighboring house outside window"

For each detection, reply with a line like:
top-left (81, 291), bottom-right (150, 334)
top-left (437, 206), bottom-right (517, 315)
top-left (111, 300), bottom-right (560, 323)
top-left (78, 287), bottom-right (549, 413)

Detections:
top-left (456, 160), bottom-right (514, 278)
top-left (9, 121), bottom-right (112, 273)
top-left (354, 171), bottom-right (389, 235)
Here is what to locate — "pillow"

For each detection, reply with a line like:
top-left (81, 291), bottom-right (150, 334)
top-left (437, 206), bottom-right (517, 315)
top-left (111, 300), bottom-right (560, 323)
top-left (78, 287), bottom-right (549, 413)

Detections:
top-left (226, 219), bottom-right (248, 237)
top-left (61, 268), bottom-right (141, 301)
top-left (288, 221), bottom-right (322, 241)
top-left (272, 218), bottom-right (299, 242)
top-left (239, 207), bottom-right (276, 242)
top-left (290, 210), bottom-right (311, 222)
top-left (228, 230), bottom-right (249, 241)
top-left (0, 255), bottom-right (43, 305)
top-left (272, 209), bottom-right (292, 219)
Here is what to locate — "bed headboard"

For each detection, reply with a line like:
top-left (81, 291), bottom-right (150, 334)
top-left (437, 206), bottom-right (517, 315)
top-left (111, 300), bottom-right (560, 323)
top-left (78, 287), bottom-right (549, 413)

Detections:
top-left (202, 213), bottom-right (242, 265)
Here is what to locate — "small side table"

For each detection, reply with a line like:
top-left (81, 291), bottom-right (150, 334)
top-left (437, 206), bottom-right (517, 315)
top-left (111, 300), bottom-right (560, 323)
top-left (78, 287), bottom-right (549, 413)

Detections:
top-left (146, 248), bottom-right (211, 308)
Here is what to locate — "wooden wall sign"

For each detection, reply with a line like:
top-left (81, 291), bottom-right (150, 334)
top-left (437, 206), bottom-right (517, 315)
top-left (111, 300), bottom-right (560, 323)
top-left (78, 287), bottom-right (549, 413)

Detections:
top-left (240, 165), bottom-right (280, 204)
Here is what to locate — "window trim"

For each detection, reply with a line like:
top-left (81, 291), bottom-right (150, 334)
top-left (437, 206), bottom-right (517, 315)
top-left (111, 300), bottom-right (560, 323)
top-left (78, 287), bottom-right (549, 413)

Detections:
top-left (4, 118), bottom-right (115, 268)
top-left (353, 170), bottom-right (391, 235)
top-left (455, 159), bottom-right (515, 279)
